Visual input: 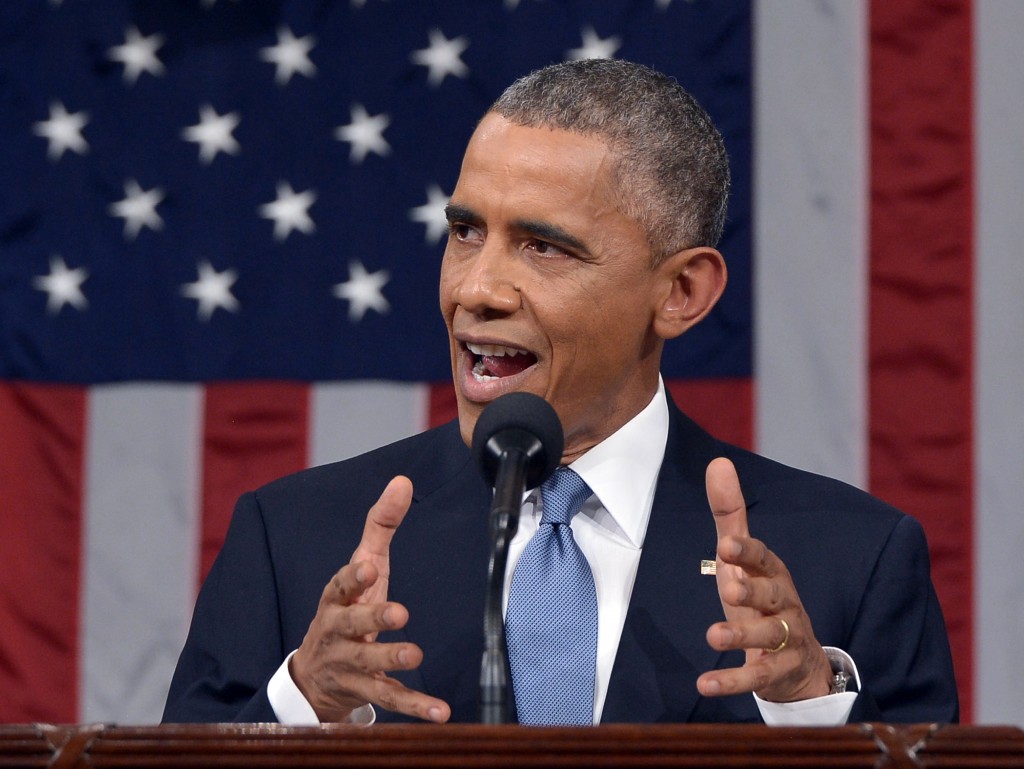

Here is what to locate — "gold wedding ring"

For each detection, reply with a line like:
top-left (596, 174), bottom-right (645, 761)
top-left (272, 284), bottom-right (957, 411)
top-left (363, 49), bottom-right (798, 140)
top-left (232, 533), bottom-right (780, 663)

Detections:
top-left (766, 618), bottom-right (790, 654)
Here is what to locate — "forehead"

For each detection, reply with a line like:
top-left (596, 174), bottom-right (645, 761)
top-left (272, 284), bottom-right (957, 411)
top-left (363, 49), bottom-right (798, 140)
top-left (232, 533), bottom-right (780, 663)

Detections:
top-left (453, 114), bottom-right (619, 214)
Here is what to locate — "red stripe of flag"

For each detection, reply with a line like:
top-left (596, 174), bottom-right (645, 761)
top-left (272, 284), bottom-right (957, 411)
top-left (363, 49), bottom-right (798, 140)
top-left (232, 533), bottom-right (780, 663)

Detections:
top-left (199, 383), bottom-right (310, 584)
top-left (0, 383), bottom-right (86, 722)
top-left (666, 378), bottom-right (753, 451)
top-left (428, 382), bottom-right (460, 429)
top-left (869, 0), bottom-right (974, 721)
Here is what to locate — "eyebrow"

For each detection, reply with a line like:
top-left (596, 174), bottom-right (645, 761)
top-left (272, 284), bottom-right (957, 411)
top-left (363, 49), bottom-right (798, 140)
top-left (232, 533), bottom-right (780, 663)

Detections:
top-left (444, 203), bottom-right (590, 255)
top-left (514, 218), bottom-right (589, 255)
top-left (444, 203), bottom-right (480, 225)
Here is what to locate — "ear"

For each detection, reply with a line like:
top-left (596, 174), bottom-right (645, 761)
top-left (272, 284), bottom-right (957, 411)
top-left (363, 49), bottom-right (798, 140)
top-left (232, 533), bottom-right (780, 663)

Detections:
top-left (652, 247), bottom-right (727, 341)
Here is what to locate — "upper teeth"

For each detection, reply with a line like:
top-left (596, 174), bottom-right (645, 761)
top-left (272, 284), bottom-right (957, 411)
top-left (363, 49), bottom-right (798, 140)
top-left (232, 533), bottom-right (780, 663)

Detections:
top-left (467, 342), bottom-right (529, 357)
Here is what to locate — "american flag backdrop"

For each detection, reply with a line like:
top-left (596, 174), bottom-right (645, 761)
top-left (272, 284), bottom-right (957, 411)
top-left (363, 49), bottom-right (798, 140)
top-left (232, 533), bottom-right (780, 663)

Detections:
top-left (1, 0), bottom-right (1021, 727)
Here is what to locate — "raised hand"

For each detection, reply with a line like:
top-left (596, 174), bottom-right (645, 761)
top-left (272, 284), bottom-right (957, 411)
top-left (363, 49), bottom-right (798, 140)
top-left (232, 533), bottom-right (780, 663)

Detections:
top-left (289, 475), bottom-right (452, 723)
top-left (696, 458), bottom-right (832, 702)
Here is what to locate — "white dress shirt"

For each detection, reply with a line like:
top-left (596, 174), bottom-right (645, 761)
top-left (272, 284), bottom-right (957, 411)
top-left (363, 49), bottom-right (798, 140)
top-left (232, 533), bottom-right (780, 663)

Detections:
top-left (269, 378), bottom-right (859, 725)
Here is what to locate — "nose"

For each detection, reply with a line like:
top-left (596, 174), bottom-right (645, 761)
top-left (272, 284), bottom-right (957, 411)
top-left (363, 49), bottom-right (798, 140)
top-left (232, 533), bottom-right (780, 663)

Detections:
top-left (448, 244), bottom-right (521, 318)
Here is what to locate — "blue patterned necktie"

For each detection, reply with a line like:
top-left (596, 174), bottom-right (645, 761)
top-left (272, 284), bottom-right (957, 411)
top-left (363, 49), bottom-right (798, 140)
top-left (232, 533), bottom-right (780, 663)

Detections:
top-left (506, 467), bottom-right (598, 725)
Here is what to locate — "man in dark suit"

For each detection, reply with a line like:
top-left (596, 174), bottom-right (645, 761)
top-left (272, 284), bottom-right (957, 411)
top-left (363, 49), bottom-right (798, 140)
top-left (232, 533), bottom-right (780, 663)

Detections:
top-left (163, 59), bottom-right (958, 726)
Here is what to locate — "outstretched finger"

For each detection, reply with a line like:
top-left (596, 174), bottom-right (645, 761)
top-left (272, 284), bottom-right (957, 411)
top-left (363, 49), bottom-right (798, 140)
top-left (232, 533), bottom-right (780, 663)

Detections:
top-left (706, 457), bottom-right (749, 543)
top-left (355, 475), bottom-right (413, 561)
top-left (719, 536), bottom-right (785, 580)
top-left (697, 662), bottom-right (776, 699)
top-left (365, 676), bottom-right (452, 724)
top-left (319, 560), bottom-right (380, 608)
top-left (705, 616), bottom-right (792, 654)
top-left (325, 600), bottom-right (411, 642)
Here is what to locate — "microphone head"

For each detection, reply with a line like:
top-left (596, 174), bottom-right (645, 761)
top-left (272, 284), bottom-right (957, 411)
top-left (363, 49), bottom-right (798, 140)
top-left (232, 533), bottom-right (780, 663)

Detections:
top-left (471, 392), bottom-right (563, 489)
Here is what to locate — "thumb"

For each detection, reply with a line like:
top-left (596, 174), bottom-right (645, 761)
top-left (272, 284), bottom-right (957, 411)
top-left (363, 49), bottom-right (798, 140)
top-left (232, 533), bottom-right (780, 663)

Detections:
top-left (705, 457), bottom-right (749, 542)
top-left (354, 475), bottom-right (413, 561)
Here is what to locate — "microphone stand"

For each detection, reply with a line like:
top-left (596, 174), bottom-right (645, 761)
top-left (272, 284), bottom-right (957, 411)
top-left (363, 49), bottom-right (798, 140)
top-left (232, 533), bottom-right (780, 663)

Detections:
top-left (479, 442), bottom-right (531, 724)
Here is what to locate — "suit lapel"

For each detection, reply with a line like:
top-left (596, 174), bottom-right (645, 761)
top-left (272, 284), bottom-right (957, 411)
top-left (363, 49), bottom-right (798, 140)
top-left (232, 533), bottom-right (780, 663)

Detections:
top-left (385, 429), bottom-right (494, 722)
top-left (602, 401), bottom-right (758, 723)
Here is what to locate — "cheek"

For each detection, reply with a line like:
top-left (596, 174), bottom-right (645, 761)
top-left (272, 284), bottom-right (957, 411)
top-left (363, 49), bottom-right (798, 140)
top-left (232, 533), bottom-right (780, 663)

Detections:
top-left (438, 267), bottom-right (457, 320)
top-left (438, 250), bottom-right (474, 317)
top-left (569, 300), bottom-right (652, 368)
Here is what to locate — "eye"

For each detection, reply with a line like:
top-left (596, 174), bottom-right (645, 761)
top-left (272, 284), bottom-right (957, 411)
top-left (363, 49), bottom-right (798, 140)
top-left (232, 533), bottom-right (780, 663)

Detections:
top-left (448, 222), bottom-right (482, 244)
top-left (528, 239), bottom-right (570, 259)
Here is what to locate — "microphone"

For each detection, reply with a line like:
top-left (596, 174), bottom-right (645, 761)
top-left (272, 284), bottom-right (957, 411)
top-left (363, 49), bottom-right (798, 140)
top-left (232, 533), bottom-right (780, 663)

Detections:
top-left (471, 392), bottom-right (563, 724)
top-left (472, 391), bottom-right (563, 490)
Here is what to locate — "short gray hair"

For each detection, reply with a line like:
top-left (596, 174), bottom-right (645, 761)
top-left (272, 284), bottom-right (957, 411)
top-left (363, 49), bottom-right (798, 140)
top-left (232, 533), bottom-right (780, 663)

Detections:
top-left (490, 59), bottom-right (730, 263)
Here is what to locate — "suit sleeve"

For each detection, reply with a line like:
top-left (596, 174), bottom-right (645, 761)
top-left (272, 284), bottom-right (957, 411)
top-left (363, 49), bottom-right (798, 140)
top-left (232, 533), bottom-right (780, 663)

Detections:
top-left (162, 492), bottom-right (285, 723)
top-left (846, 514), bottom-right (959, 723)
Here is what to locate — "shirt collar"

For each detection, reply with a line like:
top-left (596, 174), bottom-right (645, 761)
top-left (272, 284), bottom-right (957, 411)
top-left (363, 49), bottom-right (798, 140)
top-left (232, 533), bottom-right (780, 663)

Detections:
top-left (566, 377), bottom-right (669, 548)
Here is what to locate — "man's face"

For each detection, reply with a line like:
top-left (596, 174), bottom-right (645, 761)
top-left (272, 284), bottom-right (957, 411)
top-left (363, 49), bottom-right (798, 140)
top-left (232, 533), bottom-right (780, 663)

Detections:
top-left (440, 113), bottom-right (670, 461)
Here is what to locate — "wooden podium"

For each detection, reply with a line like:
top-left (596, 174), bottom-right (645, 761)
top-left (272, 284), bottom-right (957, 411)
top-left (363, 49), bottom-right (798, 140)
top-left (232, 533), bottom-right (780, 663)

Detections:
top-left (2, 723), bottom-right (1022, 768)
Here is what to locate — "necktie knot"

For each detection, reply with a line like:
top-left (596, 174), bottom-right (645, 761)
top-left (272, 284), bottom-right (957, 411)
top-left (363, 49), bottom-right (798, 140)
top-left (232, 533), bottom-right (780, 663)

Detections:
top-left (539, 467), bottom-right (591, 527)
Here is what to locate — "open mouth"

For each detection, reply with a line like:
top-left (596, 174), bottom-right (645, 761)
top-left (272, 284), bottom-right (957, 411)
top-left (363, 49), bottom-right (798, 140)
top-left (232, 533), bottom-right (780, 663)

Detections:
top-left (466, 342), bottom-right (537, 381)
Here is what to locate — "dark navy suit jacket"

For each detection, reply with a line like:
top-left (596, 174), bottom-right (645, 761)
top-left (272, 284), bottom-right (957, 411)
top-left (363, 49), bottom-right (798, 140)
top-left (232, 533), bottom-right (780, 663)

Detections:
top-left (163, 398), bottom-right (958, 724)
